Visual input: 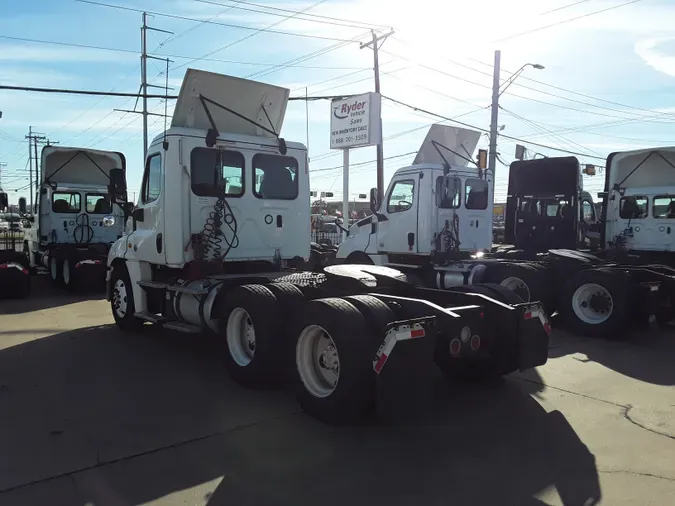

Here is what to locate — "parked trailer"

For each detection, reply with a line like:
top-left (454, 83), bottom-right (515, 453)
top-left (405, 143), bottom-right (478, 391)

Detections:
top-left (104, 70), bottom-right (550, 425)
top-left (336, 128), bottom-right (675, 337)
top-left (0, 193), bottom-right (30, 298)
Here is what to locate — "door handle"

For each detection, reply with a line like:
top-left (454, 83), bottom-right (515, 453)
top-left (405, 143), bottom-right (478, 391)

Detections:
top-left (276, 215), bottom-right (283, 228)
top-left (156, 233), bottom-right (162, 254)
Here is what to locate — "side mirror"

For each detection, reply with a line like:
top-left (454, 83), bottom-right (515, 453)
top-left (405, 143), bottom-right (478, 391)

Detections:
top-left (18, 196), bottom-right (27, 214)
top-left (132, 207), bottom-right (145, 223)
top-left (109, 168), bottom-right (127, 204)
top-left (0, 192), bottom-right (8, 211)
top-left (369, 187), bottom-right (380, 213)
top-left (124, 202), bottom-right (135, 216)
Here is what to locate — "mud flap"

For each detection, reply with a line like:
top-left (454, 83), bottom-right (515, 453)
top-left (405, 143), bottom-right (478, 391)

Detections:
top-left (373, 317), bottom-right (437, 420)
top-left (515, 302), bottom-right (551, 371)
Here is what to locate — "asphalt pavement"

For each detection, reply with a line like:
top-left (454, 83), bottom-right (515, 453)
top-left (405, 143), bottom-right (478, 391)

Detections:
top-left (0, 276), bottom-right (674, 506)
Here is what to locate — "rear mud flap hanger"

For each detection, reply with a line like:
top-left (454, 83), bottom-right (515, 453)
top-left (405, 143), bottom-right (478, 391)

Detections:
top-left (198, 94), bottom-right (287, 155)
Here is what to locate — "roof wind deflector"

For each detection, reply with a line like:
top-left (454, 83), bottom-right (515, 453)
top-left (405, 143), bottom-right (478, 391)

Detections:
top-left (172, 69), bottom-right (290, 152)
top-left (197, 94), bottom-right (287, 154)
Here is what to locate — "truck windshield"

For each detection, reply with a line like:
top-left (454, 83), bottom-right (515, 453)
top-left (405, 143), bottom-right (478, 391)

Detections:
top-left (52, 192), bottom-right (81, 213)
top-left (253, 154), bottom-right (298, 200)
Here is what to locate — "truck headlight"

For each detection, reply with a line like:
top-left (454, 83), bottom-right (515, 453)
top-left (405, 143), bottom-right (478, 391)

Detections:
top-left (102, 215), bottom-right (116, 227)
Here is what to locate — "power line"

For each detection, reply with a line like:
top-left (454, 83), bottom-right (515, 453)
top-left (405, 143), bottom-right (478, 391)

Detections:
top-left (192, 0), bottom-right (387, 31)
top-left (382, 95), bottom-right (606, 160)
top-left (0, 84), bottom-right (176, 98)
top-left (381, 44), bottom-right (675, 124)
top-left (494, 0), bottom-right (643, 42)
top-left (0, 34), bottom-right (368, 70)
top-left (311, 151), bottom-right (417, 173)
top-left (388, 35), bottom-right (675, 122)
top-left (540, 0), bottom-right (595, 15)
top-left (75, 0), bottom-right (357, 43)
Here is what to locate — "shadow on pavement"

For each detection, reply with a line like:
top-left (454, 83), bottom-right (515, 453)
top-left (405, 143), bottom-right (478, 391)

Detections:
top-left (0, 323), bottom-right (601, 506)
top-left (546, 317), bottom-right (675, 386)
top-left (0, 274), bottom-right (105, 315)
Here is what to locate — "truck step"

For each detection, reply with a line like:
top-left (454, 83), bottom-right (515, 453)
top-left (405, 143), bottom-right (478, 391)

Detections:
top-left (163, 321), bottom-right (202, 334)
top-left (166, 284), bottom-right (208, 296)
top-left (137, 280), bottom-right (207, 295)
top-left (137, 280), bottom-right (170, 290)
top-left (134, 311), bottom-right (167, 324)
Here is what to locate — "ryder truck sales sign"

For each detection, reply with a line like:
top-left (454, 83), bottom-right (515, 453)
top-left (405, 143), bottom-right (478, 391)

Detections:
top-left (330, 92), bottom-right (382, 149)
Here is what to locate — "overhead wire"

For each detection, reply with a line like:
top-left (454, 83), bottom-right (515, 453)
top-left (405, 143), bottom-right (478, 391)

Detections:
top-left (494, 0), bottom-right (643, 42)
top-left (191, 0), bottom-right (388, 31)
top-left (75, 0), bottom-right (358, 43)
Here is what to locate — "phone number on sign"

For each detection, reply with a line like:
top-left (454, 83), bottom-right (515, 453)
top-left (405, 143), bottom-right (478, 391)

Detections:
top-left (333, 134), bottom-right (368, 145)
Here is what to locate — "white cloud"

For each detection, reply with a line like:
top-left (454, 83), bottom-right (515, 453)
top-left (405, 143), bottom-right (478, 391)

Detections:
top-left (634, 38), bottom-right (675, 77)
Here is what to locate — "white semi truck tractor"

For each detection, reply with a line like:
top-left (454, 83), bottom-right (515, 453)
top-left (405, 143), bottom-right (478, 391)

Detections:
top-left (20, 146), bottom-right (128, 291)
top-left (103, 69), bottom-right (551, 425)
top-left (337, 131), bottom-right (675, 338)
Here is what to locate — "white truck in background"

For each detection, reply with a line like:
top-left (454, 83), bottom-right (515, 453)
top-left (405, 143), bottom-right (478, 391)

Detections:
top-left (103, 69), bottom-right (551, 425)
top-left (337, 130), bottom-right (675, 338)
top-left (20, 146), bottom-right (128, 291)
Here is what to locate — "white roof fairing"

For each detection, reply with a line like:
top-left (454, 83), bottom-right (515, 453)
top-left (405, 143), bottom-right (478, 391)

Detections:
top-left (171, 69), bottom-right (290, 138)
top-left (608, 146), bottom-right (675, 189)
top-left (413, 124), bottom-right (482, 167)
top-left (41, 146), bottom-right (125, 187)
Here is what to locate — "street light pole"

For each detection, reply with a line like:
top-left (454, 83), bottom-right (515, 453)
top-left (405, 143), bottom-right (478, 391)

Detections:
top-left (488, 50), bottom-right (545, 177)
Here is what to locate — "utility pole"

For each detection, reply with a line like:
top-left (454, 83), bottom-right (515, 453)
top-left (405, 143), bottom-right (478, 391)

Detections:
top-left (137, 13), bottom-right (173, 160)
top-left (488, 50), bottom-right (501, 180)
top-left (360, 28), bottom-right (394, 204)
top-left (25, 127), bottom-right (51, 210)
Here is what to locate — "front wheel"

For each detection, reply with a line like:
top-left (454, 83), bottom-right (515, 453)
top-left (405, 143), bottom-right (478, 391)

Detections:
top-left (110, 265), bottom-right (143, 331)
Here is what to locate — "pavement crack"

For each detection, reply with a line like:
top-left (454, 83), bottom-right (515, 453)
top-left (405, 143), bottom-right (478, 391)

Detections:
top-left (514, 377), bottom-right (628, 409)
top-left (0, 410), bottom-right (303, 495)
top-left (599, 469), bottom-right (675, 482)
top-left (622, 405), bottom-right (675, 441)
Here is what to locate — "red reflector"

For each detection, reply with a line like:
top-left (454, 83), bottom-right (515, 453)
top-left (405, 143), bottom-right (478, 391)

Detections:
top-left (543, 322), bottom-right (552, 335)
top-left (450, 338), bottom-right (461, 356)
top-left (479, 312), bottom-right (484, 319)
top-left (0, 264), bottom-right (7, 269)
top-left (470, 335), bottom-right (481, 351)
top-left (523, 311), bottom-right (533, 320)
top-left (374, 353), bottom-right (388, 373)
top-left (22, 268), bottom-right (29, 275)
top-left (410, 328), bottom-right (425, 338)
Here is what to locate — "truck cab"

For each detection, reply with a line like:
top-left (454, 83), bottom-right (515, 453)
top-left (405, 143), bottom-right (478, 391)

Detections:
top-left (504, 156), bottom-right (600, 251)
top-left (602, 147), bottom-right (675, 259)
top-left (337, 125), bottom-right (493, 267)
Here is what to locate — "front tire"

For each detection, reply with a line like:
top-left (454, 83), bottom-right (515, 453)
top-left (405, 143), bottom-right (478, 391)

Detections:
top-left (110, 265), bottom-right (143, 331)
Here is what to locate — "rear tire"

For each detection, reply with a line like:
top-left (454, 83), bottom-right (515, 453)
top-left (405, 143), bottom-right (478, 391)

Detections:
top-left (62, 256), bottom-right (78, 292)
top-left (483, 262), bottom-right (547, 306)
top-left (559, 268), bottom-right (632, 338)
top-left (294, 298), bottom-right (375, 425)
top-left (49, 252), bottom-right (63, 287)
top-left (220, 284), bottom-right (283, 388)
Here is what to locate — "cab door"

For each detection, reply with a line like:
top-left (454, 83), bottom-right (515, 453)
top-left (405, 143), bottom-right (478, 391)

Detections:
top-left (651, 194), bottom-right (675, 251)
top-left (376, 173), bottom-right (420, 254)
top-left (128, 151), bottom-right (166, 264)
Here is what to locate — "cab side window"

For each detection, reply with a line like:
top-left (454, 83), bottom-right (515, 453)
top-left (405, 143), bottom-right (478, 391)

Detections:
top-left (141, 154), bottom-right (162, 204)
top-left (582, 200), bottom-right (596, 222)
top-left (387, 180), bottom-right (415, 213)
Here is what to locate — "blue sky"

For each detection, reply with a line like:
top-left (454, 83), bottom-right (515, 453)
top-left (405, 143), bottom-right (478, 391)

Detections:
top-left (1, 0), bottom-right (675, 205)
